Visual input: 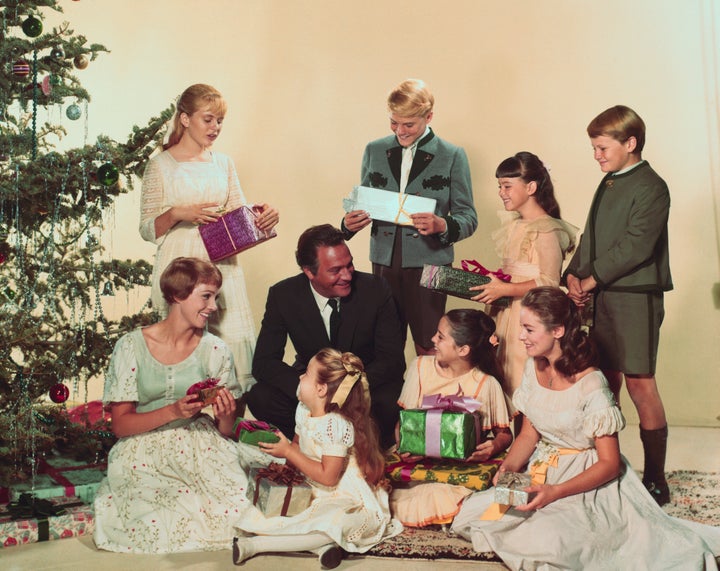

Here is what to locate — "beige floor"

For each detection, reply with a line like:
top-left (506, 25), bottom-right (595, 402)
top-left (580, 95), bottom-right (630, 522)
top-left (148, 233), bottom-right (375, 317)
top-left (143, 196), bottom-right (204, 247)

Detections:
top-left (3, 425), bottom-right (719, 571)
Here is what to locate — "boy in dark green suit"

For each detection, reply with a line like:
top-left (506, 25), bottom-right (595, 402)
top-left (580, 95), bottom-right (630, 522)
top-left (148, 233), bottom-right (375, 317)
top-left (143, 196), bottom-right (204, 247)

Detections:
top-left (565, 105), bottom-right (672, 505)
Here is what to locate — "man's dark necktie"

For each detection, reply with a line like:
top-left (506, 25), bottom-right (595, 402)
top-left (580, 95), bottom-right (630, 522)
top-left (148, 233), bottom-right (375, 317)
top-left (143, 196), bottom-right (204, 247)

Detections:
top-left (328, 298), bottom-right (340, 345)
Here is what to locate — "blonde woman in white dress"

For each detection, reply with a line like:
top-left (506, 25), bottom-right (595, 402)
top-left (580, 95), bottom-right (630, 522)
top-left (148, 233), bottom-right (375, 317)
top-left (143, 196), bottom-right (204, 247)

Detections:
top-left (140, 84), bottom-right (279, 392)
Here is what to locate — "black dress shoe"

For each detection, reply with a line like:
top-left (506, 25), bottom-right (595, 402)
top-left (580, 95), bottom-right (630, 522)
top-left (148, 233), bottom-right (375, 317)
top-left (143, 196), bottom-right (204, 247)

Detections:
top-left (644, 480), bottom-right (670, 506)
top-left (319, 544), bottom-right (345, 569)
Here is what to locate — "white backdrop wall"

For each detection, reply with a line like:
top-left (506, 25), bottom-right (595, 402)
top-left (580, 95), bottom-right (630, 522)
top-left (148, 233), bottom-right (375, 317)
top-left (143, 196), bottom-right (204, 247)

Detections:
top-left (43, 0), bottom-right (720, 426)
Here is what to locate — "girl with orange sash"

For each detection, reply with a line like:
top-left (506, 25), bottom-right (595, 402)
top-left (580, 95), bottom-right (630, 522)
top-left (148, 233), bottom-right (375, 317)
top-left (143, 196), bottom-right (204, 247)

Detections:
top-left (452, 287), bottom-right (720, 570)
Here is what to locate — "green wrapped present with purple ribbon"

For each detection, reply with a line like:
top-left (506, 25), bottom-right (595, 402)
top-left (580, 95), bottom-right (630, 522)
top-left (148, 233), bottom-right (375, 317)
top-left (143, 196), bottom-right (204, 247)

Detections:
top-left (233, 418), bottom-right (281, 446)
top-left (398, 393), bottom-right (484, 460)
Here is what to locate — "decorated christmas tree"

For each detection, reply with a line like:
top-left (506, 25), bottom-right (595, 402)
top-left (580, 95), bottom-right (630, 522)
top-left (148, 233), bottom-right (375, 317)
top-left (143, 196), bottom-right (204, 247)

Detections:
top-left (0, 0), bottom-right (172, 486)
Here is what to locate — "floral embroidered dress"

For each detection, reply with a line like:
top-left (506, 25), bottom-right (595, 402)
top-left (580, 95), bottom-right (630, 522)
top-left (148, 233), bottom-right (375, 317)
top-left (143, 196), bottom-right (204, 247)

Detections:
top-left (240, 403), bottom-right (403, 552)
top-left (140, 151), bottom-right (256, 391)
top-left (490, 212), bottom-right (577, 402)
top-left (93, 328), bottom-right (253, 554)
top-left (451, 361), bottom-right (720, 571)
top-left (390, 355), bottom-right (511, 527)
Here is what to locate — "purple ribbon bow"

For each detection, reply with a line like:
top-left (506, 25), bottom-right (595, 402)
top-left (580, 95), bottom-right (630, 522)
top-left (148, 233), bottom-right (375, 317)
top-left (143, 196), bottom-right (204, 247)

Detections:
top-left (420, 393), bottom-right (482, 414)
top-left (419, 393), bottom-right (482, 458)
top-left (236, 419), bottom-right (274, 432)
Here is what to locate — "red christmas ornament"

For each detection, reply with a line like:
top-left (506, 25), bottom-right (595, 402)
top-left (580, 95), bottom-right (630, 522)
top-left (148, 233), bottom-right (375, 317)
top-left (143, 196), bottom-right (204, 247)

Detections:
top-left (49, 383), bottom-right (70, 403)
top-left (12, 59), bottom-right (31, 77)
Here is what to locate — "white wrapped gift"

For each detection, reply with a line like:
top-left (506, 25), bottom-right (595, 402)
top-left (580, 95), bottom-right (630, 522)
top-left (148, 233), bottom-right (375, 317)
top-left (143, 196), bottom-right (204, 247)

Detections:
top-left (247, 463), bottom-right (313, 517)
top-left (343, 186), bottom-right (437, 226)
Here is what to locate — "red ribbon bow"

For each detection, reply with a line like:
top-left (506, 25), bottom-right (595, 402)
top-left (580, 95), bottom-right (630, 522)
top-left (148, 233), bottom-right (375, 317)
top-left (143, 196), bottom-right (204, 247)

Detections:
top-left (253, 463), bottom-right (306, 516)
top-left (461, 259), bottom-right (512, 283)
top-left (256, 462), bottom-right (305, 486)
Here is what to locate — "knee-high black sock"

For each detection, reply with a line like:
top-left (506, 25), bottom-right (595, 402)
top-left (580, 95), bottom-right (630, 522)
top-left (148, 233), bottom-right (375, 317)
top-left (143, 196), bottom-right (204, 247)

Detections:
top-left (639, 425), bottom-right (668, 484)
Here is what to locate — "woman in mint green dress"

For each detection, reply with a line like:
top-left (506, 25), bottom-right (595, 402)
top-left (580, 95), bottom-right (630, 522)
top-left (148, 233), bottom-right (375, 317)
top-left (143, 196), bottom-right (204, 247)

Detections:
top-left (94, 258), bottom-right (254, 553)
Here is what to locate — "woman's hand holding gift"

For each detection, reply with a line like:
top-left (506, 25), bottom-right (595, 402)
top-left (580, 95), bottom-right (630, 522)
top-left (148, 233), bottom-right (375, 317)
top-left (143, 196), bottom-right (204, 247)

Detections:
top-left (253, 203), bottom-right (279, 232)
top-left (212, 387), bottom-right (237, 437)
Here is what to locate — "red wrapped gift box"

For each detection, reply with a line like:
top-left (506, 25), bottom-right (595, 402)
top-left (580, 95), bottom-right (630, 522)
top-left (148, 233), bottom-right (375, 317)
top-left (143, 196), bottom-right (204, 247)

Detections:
top-left (0, 495), bottom-right (94, 549)
top-left (199, 205), bottom-right (276, 262)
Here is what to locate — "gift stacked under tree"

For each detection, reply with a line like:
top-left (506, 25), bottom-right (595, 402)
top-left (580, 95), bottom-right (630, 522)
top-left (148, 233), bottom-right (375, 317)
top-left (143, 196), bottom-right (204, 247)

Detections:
top-left (0, 493), bottom-right (94, 548)
top-left (8, 455), bottom-right (107, 505)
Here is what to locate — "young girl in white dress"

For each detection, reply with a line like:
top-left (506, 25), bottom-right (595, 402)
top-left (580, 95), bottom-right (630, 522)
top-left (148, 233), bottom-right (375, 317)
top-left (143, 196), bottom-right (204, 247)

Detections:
top-left (470, 152), bottom-right (576, 413)
top-left (452, 287), bottom-right (720, 570)
top-left (391, 309), bottom-right (513, 527)
top-left (140, 83), bottom-right (279, 391)
top-left (233, 348), bottom-right (403, 568)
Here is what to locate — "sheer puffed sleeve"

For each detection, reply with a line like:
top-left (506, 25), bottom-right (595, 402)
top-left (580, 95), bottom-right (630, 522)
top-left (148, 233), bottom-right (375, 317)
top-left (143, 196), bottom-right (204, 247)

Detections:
top-left (139, 155), bottom-right (167, 245)
top-left (579, 375), bottom-right (626, 439)
top-left (219, 154), bottom-right (248, 211)
top-left (397, 357), bottom-right (422, 409)
top-left (480, 375), bottom-right (512, 430)
top-left (523, 218), bottom-right (578, 287)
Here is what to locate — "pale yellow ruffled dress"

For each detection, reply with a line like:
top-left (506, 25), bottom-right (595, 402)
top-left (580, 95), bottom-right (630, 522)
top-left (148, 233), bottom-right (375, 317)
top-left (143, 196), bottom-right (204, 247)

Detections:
top-left (490, 212), bottom-right (578, 403)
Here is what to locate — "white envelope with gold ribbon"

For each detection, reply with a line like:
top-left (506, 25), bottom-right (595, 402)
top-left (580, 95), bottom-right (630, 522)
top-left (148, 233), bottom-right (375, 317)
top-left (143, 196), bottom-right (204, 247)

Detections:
top-left (343, 185), bottom-right (437, 226)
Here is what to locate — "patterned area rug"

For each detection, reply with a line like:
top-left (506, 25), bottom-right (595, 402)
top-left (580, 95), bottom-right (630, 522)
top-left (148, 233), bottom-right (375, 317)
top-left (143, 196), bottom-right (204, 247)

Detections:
top-left (364, 470), bottom-right (720, 561)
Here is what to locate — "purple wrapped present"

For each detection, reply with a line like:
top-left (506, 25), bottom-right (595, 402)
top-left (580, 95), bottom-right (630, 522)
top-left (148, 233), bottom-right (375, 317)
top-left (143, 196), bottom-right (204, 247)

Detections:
top-left (199, 204), bottom-right (276, 262)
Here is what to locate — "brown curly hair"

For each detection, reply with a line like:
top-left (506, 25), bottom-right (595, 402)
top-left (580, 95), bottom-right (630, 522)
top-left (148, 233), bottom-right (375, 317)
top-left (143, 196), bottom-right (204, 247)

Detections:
top-left (520, 286), bottom-right (599, 377)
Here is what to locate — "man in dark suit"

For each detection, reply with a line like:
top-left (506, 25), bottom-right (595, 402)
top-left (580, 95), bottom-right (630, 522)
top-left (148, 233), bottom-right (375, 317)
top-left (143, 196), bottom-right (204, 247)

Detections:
top-left (246, 224), bottom-right (405, 449)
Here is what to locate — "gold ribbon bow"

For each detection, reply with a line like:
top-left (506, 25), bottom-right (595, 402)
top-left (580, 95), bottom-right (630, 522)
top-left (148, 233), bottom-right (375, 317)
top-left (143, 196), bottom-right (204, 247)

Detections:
top-left (393, 193), bottom-right (412, 225)
top-left (330, 364), bottom-right (370, 408)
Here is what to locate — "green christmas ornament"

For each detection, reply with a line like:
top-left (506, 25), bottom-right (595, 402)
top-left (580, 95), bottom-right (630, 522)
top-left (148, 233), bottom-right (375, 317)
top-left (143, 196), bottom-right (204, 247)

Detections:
top-left (66, 103), bottom-right (82, 120)
top-left (49, 74), bottom-right (62, 86)
top-left (50, 46), bottom-right (65, 59)
top-left (22, 16), bottom-right (43, 38)
top-left (97, 162), bottom-right (119, 186)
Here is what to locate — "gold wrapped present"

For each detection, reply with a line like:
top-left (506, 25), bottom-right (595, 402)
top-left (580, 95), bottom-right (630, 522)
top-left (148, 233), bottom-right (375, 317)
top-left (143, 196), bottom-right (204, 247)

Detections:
top-left (385, 452), bottom-right (501, 492)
